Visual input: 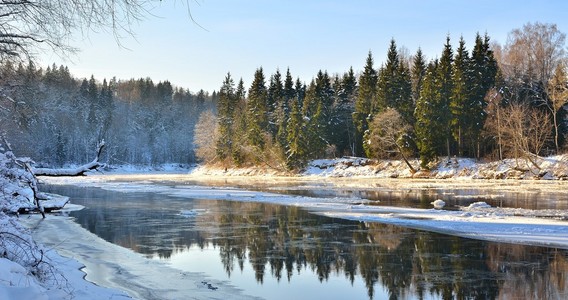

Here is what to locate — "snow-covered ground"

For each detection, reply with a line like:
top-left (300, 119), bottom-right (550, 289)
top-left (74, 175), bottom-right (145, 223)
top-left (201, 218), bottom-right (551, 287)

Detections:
top-left (189, 155), bottom-right (568, 180)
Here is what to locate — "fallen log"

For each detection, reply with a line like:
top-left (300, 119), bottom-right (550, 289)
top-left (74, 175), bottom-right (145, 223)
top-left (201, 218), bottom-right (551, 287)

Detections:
top-left (33, 140), bottom-right (105, 176)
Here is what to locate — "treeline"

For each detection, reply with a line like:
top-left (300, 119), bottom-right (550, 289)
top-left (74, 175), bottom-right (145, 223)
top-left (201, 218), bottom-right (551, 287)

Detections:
top-left (0, 62), bottom-right (216, 166)
top-left (198, 22), bottom-right (568, 170)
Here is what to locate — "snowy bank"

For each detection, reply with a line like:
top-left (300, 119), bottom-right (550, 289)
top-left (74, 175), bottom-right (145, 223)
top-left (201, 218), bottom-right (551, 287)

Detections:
top-left (186, 155), bottom-right (568, 180)
top-left (303, 156), bottom-right (568, 180)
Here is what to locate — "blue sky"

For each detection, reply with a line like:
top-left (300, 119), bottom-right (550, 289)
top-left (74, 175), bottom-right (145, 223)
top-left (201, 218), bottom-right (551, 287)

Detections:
top-left (39, 0), bottom-right (568, 93)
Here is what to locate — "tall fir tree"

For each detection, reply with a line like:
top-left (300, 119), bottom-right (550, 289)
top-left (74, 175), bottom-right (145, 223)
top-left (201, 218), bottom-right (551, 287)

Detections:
top-left (267, 69), bottom-right (284, 137)
top-left (376, 39), bottom-right (400, 111)
top-left (411, 48), bottom-right (426, 107)
top-left (396, 58), bottom-right (414, 125)
top-left (232, 78), bottom-right (247, 165)
top-left (468, 33), bottom-right (498, 157)
top-left (216, 72), bottom-right (237, 161)
top-left (330, 68), bottom-right (357, 156)
top-left (437, 36), bottom-right (455, 157)
top-left (247, 67), bottom-right (269, 150)
top-left (285, 97), bottom-right (306, 169)
top-left (450, 36), bottom-right (471, 156)
top-left (276, 68), bottom-right (295, 149)
top-left (414, 61), bottom-right (441, 168)
top-left (354, 51), bottom-right (378, 156)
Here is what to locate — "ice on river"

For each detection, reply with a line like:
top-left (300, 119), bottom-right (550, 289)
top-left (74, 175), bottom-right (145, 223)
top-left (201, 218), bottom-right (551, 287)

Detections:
top-left (43, 175), bottom-right (568, 250)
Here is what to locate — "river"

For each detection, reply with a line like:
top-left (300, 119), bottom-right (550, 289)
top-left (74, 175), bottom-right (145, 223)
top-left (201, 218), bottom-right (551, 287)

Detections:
top-left (34, 176), bottom-right (568, 300)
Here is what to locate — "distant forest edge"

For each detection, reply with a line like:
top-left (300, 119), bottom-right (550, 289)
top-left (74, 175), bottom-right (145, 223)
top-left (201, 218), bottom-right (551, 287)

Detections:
top-left (1, 22), bottom-right (567, 170)
top-left (0, 64), bottom-right (217, 166)
top-left (198, 22), bottom-right (568, 171)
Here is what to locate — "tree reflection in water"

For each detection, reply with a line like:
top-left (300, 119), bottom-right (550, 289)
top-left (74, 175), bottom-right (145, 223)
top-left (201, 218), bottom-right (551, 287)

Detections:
top-left (46, 185), bottom-right (568, 300)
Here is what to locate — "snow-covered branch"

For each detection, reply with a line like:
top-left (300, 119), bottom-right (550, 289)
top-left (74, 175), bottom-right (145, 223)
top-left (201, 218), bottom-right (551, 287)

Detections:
top-left (33, 140), bottom-right (105, 176)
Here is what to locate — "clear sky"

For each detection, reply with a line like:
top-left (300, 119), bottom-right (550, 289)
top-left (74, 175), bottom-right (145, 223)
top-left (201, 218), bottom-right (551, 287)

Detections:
top-left (38, 0), bottom-right (568, 94)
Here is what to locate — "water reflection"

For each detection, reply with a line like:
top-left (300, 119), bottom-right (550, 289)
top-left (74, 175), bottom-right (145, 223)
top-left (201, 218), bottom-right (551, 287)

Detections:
top-left (43, 185), bottom-right (568, 300)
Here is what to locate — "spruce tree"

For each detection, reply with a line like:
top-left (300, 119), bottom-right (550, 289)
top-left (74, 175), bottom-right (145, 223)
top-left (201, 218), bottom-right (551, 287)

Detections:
top-left (247, 67), bottom-right (268, 150)
top-left (267, 69), bottom-right (284, 137)
top-left (376, 39), bottom-right (400, 111)
top-left (396, 59), bottom-right (414, 125)
top-left (354, 51), bottom-right (378, 156)
top-left (216, 72), bottom-right (237, 161)
top-left (232, 78), bottom-right (247, 165)
top-left (437, 36), bottom-right (455, 157)
top-left (411, 48), bottom-right (426, 104)
top-left (468, 33), bottom-right (498, 157)
top-left (285, 97), bottom-right (306, 169)
top-left (450, 36), bottom-right (471, 156)
top-left (414, 61), bottom-right (441, 168)
top-left (276, 68), bottom-right (295, 149)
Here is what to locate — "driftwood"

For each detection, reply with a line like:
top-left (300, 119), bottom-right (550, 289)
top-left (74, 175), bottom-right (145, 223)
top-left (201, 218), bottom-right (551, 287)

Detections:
top-left (33, 141), bottom-right (105, 176)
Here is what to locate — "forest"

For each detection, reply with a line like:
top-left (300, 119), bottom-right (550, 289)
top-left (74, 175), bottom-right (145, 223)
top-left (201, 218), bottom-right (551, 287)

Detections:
top-left (198, 22), bottom-right (568, 171)
top-left (0, 63), bottom-right (216, 167)
top-left (1, 22), bottom-right (567, 171)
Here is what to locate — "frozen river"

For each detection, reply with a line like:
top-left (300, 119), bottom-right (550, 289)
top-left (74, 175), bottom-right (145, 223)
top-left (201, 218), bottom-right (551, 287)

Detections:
top-left (32, 175), bottom-right (568, 299)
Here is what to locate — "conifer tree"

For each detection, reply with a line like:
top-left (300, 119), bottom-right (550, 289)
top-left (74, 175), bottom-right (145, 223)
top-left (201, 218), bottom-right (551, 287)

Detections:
top-left (450, 37), bottom-right (471, 156)
top-left (285, 97), bottom-right (306, 169)
top-left (354, 51), bottom-right (378, 156)
top-left (276, 69), bottom-right (295, 149)
top-left (396, 58), bottom-right (414, 125)
top-left (216, 72), bottom-right (237, 161)
top-left (232, 78), bottom-right (247, 165)
top-left (468, 33), bottom-right (498, 157)
top-left (414, 61), bottom-right (441, 168)
top-left (247, 68), bottom-right (269, 150)
top-left (267, 69), bottom-right (284, 137)
top-left (437, 36), bottom-right (455, 157)
top-left (376, 39), bottom-right (400, 111)
top-left (411, 48), bottom-right (426, 108)
top-left (330, 71), bottom-right (357, 156)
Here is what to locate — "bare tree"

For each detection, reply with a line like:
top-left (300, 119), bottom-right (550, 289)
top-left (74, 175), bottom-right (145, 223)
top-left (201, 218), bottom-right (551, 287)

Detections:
top-left (0, 0), bottom-right (166, 61)
top-left (194, 110), bottom-right (219, 163)
top-left (502, 22), bottom-right (566, 86)
top-left (364, 108), bottom-right (416, 173)
top-left (499, 103), bottom-right (553, 169)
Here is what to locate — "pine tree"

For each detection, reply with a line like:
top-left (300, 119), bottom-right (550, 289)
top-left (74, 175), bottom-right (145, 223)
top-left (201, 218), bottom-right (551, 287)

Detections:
top-left (468, 33), bottom-right (498, 157)
top-left (267, 69), bottom-right (284, 137)
top-left (396, 59), bottom-right (414, 125)
top-left (415, 61), bottom-right (441, 168)
top-left (437, 36), bottom-right (454, 157)
top-left (411, 48), bottom-right (426, 107)
top-left (450, 36), bottom-right (471, 156)
top-left (354, 51), bottom-right (378, 156)
top-left (216, 72), bottom-right (237, 161)
top-left (276, 68), bottom-right (296, 148)
top-left (376, 39), bottom-right (400, 111)
top-left (247, 68), bottom-right (269, 150)
top-left (232, 78), bottom-right (247, 165)
top-left (285, 97), bottom-right (306, 169)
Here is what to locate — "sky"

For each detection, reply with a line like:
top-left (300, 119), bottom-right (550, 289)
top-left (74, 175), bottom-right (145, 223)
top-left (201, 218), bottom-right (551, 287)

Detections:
top-left (38, 0), bottom-right (568, 94)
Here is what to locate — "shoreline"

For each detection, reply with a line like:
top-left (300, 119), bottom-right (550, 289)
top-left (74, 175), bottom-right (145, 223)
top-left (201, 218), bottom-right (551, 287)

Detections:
top-left (21, 212), bottom-right (259, 300)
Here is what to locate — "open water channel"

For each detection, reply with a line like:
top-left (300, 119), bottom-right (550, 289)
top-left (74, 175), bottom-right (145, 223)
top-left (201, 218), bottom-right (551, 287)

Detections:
top-left (38, 178), bottom-right (568, 300)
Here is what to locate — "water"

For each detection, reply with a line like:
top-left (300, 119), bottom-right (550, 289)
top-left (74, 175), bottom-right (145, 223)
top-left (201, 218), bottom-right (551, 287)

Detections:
top-left (41, 183), bottom-right (568, 300)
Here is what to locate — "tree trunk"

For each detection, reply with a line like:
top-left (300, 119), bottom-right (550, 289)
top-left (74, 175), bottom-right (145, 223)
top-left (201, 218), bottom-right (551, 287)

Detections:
top-left (33, 141), bottom-right (106, 176)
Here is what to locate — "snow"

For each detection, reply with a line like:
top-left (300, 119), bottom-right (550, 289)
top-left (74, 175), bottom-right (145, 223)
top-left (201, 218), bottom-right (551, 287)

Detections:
top-left (430, 199), bottom-right (446, 209)
top-left (3, 154), bottom-right (568, 299)
top-left (0, 213), bottom-right (131, 300)
top-left (41, 173), bottom-right (568, 250)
